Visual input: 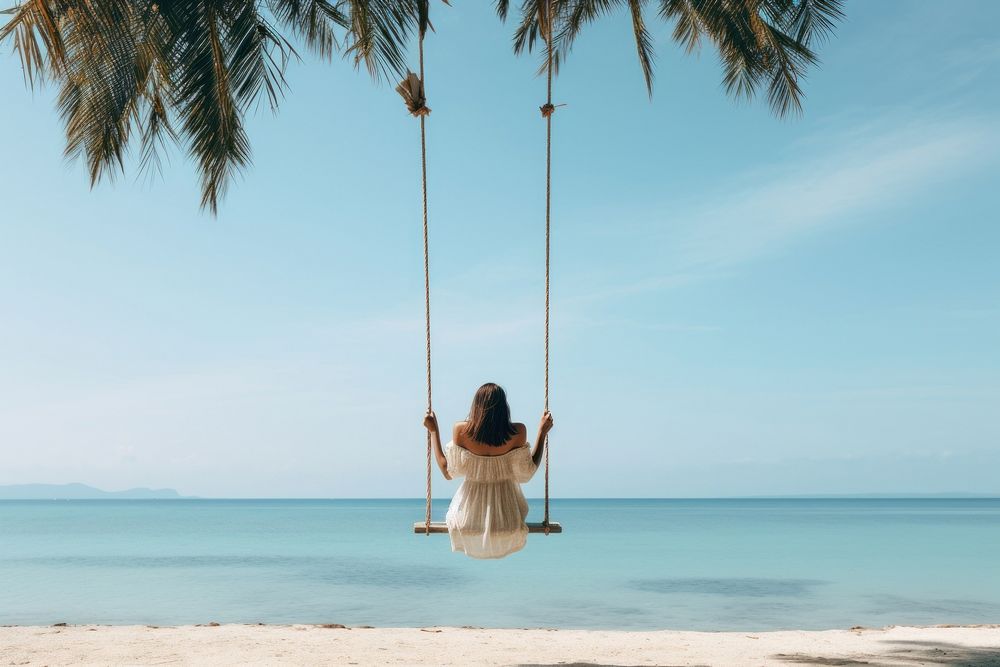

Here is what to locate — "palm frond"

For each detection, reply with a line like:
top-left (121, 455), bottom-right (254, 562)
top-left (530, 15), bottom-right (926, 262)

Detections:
top-left (0, 0), bottom-right (314, 212)
top-left (415, 0), bottom-right (430, 38)
top-left (164, 1), bottom-right (251, 213)
top-left (558, 0), bottom-right (617, 50)
top-left (132, 5), bottom-right (178, 181)
top-left (341, 0), bottom-right (417, 81)
top-left (659, 0), bottom-right (700, 53)
top-left (511, 0), bottom-right (543, 55)
top-left (0, 0), bottom-right (68, 86)
top-left (778, 0), bottom-right (843, 46)
top-left (136, 67), bottom-right (178, 180)
top-left (494, 0), bottom-right (511, 22)
top-left (227, 3), bottom-right (296, 112)
top-left (511, 0), bottom-right (575, 78)
top-left (267, 0), bottom-right (349, 59)
top-left (660, 0), bottom-right (841, 117)
top-left (626, 0), bottom-right (654, 97)
top-left (57, 0), bottom-right (144, 184)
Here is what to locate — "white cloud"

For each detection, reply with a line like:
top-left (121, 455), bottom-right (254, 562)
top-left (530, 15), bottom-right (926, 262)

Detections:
top-left (576, 115), bottom-right (1000, 300)
top-left (682, 120), bottom-right (991, 267)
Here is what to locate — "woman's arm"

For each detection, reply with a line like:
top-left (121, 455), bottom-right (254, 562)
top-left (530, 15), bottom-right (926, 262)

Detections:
top-left (531, 411), bottom-right (554, 468)
top-left (423, 411), bottom-right (451, 480)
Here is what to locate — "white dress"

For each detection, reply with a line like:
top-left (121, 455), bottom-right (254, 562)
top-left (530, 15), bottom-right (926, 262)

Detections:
top-left (444, 441), bottom-right (538, 559)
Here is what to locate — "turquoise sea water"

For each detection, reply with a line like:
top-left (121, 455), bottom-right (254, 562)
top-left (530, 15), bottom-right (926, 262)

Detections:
top-left (1, 499), bottom-right (998, 630)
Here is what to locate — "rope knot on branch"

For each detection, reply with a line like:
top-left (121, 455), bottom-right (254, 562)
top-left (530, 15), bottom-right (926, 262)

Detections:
top-left (540, 103), bottom-right (556, 118)
top-left (396, 71), bottom-right (430, 117)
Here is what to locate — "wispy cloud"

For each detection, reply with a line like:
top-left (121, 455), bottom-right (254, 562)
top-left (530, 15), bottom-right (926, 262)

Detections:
top-left (573, 114), bottom-right (999, 301)
top-left (682, 119), bottom-right (993, 268)
top-left (942, 39), bottom-right (1000, 88)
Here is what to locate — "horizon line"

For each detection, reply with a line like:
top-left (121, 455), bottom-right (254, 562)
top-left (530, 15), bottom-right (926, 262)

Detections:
top-left (3, 494), bottom-right (998, 500)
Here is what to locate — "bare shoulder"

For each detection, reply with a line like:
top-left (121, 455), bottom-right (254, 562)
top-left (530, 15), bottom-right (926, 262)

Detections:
top-left (452, 421), bottom-right (468, 441)
top-left (514, 422), bottom-right (527, 434)
top-left (513, 423), bottom-right (528, 446)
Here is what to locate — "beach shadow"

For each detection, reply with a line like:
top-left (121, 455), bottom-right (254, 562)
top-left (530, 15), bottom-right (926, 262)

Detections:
top-left (774, 639), bottom-right (1000, 666)
top-left (882, 640), bottom-right (1000, 666)
top-left (773, 657), bottom-right (878, 666)
top-left (518, 663), bottom-right (705, 667)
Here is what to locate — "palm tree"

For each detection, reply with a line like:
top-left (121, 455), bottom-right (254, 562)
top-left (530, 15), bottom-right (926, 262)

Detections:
top-left (1, 0), bottom-right (843, 213)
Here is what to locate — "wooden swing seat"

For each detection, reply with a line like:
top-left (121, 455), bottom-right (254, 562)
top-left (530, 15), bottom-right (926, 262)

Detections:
top-left (413, 521), bottom-right (562, 534)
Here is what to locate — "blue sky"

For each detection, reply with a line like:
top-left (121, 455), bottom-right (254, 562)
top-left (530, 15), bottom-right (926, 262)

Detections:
top-left (1, 1), bottom-right (998, 498)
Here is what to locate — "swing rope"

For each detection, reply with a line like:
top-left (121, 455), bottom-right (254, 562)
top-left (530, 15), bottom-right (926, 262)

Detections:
top-left (404, 1), bottom-right (559, 536)
top-left (396, 7), bottom-right (434, 537)
top-left (420, 31), bottom-right (433, 537)
top-left (541, 0), bottom-right (555, 535)
top-left (402, 27), bottom-right (434, 537)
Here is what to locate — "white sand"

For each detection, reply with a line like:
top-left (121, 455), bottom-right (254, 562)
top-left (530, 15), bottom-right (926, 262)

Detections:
top-left (1, 624), bottom-right (998, 666)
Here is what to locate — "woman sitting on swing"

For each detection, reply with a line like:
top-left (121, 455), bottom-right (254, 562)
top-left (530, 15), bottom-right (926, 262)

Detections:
top-left (423, 382), bottom-right (554, 559)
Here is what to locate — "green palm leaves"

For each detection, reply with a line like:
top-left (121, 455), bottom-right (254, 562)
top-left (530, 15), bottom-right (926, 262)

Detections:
top-left (1, 0), bottom-right (419, 212)
top-left (504, 0), bottom-right (844, 111)
top-left (2, 0), bottom-right (842, 213)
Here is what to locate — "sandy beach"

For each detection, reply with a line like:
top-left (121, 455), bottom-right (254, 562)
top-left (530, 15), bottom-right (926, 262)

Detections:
top-left (1, 624), bottom-right (997, 666)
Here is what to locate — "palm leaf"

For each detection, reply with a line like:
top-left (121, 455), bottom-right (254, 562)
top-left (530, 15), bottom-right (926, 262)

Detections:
top-left (658, 0), bottom-right (841, 116)
top-left (0, 0), bottom-right (68, 86)
top-left (341, 0), bottom-right (417, 82)
top-left (268, 0), bottom-right (350, 59)
top-left (626, 0), bottom-right (654, 96)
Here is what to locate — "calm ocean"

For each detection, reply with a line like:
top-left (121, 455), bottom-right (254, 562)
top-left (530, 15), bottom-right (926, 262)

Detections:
top-left (1, 499), bottom-right (998, 630)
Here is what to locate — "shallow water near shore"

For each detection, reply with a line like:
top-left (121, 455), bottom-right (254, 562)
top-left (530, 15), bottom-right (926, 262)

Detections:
top-left (1, 498), bottom-right (998, 630)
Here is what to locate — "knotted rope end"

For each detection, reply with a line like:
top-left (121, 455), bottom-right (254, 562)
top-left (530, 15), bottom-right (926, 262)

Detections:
top-left (396, 71), bottom-right (430, 118)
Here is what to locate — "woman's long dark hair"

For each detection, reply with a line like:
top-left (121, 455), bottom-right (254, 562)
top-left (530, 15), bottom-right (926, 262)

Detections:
top-left (464, 383), bottom-right (517, 447)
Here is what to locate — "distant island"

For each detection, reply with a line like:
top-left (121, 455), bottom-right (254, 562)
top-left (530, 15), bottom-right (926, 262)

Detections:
top-left (0, 483), bottom-right (186, 500)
